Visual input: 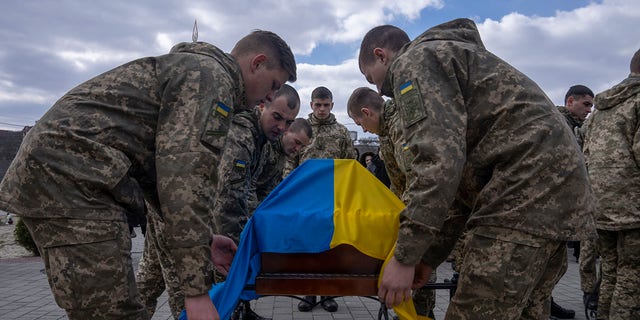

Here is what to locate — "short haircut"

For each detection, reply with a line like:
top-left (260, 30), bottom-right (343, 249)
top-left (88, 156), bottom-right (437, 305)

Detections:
top-left (347, 87), bottom-right (384, 117)
top-left (631, 48), bottom-right (640, 73)
top-left (564, 85), bottom-right (594, 104)
top-left (359, 25), bottom-right (410, 68)
top-left (232, 30), bottom-right (297, 82)
top-left (311, 86), bottom-right (333, 101)
top-left (288, 118), bottom-right (312, 139)
top-left (271, 84), bottom-right (300, 110)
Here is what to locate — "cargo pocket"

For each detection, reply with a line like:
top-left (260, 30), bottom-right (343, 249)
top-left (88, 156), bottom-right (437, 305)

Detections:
top-left (39, 219), bottom-right (132, 311)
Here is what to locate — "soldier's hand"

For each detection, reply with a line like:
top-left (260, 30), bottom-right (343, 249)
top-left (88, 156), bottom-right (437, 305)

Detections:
top-left (412, 261), bottom-right (433, 289)
top-left (185, 294), bottom-right (219, 320)
top-left (210, 234), bottom-right (237, 275)
top-left (378, 256), bottom-right (413, 308)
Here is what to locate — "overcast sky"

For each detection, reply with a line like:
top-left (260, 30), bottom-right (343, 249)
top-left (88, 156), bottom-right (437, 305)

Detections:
top-left (1, 0), bottom-right (639, 139)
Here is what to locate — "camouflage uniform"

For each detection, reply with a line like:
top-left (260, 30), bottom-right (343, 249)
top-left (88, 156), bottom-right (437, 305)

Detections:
top-left (377, 100), bottom-right (436, 317)
top-left (381, 19), bottom-right (595, 319)
top-left (582, 72), bottom-right (640, 320)
top-left (0, 42), bottom-right (249, 319)
top-left (283, 113), bottom-right (355, 175)
top-left (136, 207), bottom-right (184, 319)
top-left (213, 108), bottom-right (269, 243)
top-left (559, 105), bottom-right (599, 295)
top-left (248, 138), bottom-right (287, 212)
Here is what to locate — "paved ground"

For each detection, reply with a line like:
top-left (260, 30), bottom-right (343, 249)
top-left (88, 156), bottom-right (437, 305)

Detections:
top-left (0, 227), bottom-right (592, 320)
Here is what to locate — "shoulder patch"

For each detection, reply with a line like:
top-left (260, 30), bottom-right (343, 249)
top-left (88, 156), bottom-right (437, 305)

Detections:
top-left (200, 101), bottom-right (233, 153)
top-left (398, 80), bottom-right (427, 127)
top-left (215, 102), bottom-right (231, 117)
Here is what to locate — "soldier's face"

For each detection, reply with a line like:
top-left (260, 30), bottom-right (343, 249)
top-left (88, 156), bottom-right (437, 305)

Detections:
top-left (566, 95), bottom-right (594, 121)
top-left (310, 98), bottom-right (333, 119)
top-left (282, 129), bottom-right (310, 156)
top-left (245, 56), bottom-right (289, 107)
top-left (260, 95), bottom-right (298, 141)
top-left (360, 58), bottom-right (388, 93)
top-left (350, 107), bottom-right (380, 134)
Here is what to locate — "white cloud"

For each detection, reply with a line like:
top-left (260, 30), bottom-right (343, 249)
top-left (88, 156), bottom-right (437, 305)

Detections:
top-left (477, 0), bottom-right (640, 104)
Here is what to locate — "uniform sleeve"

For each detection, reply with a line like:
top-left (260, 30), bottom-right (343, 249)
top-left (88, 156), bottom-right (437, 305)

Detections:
top-left (283, 152), bottom-right (300, 177)
top-left (420, 198), bottom-right (469, 268)
top-left (154, 62), bottom-right (237, 296)
top-left (212, 119), bottom-right (256, 243)
top-left (392, 44), bottom-right (469, 265)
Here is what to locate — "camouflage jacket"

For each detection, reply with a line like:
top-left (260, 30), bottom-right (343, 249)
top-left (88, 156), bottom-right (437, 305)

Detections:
top-left (378, 99), bottom-right (410, 198)
top-left (251, 138), bottom-right (287, 208)
top-left (558, 106), bottom-right (586, 148)
top-left (583, 73), bottom-right (640, 230)
top-left (300, 113), bottom-right (357, 161)
top-left (0, 42), bottom-right (248, 296)
top-left (284, 113), bottom-right (356, 175)
top-left (213, 108), bottom-right (268, 243)
top-left (380, 18), bottom-right (595, 265)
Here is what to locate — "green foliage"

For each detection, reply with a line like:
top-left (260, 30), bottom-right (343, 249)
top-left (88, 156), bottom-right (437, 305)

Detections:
top-left (14, 218), bottom-right (40, 256)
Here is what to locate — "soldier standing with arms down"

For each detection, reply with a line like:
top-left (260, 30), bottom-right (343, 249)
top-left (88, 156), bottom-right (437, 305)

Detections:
top-left (557, 84), bottom-right (598, 317)
top-left (295, 86), bottom-right (357, 313)
top-left (582, 48), bottom-right (640, 320)
top-left (358, 19), bottom-right (595, 319)
top-left (0, 30), bottom-right (297, 320)
top-left (284, 86), bottom-right (357, 177)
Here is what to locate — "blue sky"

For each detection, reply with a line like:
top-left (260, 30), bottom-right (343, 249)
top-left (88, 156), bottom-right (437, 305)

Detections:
top-left (1, 0), bottom-right (638, 139)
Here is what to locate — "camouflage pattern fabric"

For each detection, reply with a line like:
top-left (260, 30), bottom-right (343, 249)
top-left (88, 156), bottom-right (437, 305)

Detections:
top-left (213, 109), bottom-right (268, 243)
top-left (378, 99), bottom-right (408, 198)
top-left (22, 217), bottom-right (149, 320)
top-left (448, 226), bottom-right (568, 320)
top-left (377, 99), bottom-right (435, 316)
top-left (583, 73), bottom-right (640, 319)
top-left (596, 229), bottom-right (640, 320)
top-left (284, 113), bottom-right (355, 176)
top-left (0, 41), bottom-right (250, 310)
top-left (299, 113), bottom-right (356, 161)
top-left (136, 211), bottom-right (184, 319)
top-left (560, 102), bottom-right (598, 295)
top-left (377, 18), bottom-right (595, 267)
top-left (248, 138), bottom-right (287, 212)
top-left (579, 237), bottom-right (599, 293)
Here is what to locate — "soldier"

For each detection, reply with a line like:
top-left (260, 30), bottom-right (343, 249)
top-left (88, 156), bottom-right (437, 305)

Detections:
top-left (582, 48), bottom-right (640, 320)
top-left (213, 84), bottom-right (301, 320)
top-left (0, 30), bottom-right (296, 320)
top-left (358, 19), bottom-right (595, 319)
top-left (249, 117), bottom-right (312, 211)
top-left (557, 84), bottom-right (597, 317)
top-left (284, 86), bottom-right (357, 177)
top-left (347, 87), bottom-right (437, 319)
top-left (294, 86), bottom-right (357, 313)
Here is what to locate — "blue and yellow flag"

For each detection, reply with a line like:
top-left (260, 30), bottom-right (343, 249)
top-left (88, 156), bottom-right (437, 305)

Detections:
top-left (180, 159), bottom-right (418, 319)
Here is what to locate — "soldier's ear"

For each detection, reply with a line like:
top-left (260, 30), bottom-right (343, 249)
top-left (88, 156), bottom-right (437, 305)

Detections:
top-left (250, 54), bottom-right (268, 72)
top-left (373, 48), bottom-right (387, 64)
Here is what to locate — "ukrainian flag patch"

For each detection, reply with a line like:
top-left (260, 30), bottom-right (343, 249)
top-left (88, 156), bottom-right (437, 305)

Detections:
top-left (402, 143), bottom-right (409, 151)
top-left (234, 159), bottom-right (246, 168)
top-left (215, 102), bottom-right (231, 117)
top-left (399, 81), bottom-right (414, 95)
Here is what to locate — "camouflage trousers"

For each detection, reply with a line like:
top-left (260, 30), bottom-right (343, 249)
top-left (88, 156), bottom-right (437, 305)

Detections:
top-left (413, 270), bottom-right (438, 317)
top-left (596, 228), bottom-right (640, 320)
top-left (136, 213), bottom-right (184, 319)
top-left (579, 237), bottom-right (599, 293)
top-left (445, 226), bottom-right (567, 320)
top-left (22, 217), bottom-right (149, 320)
